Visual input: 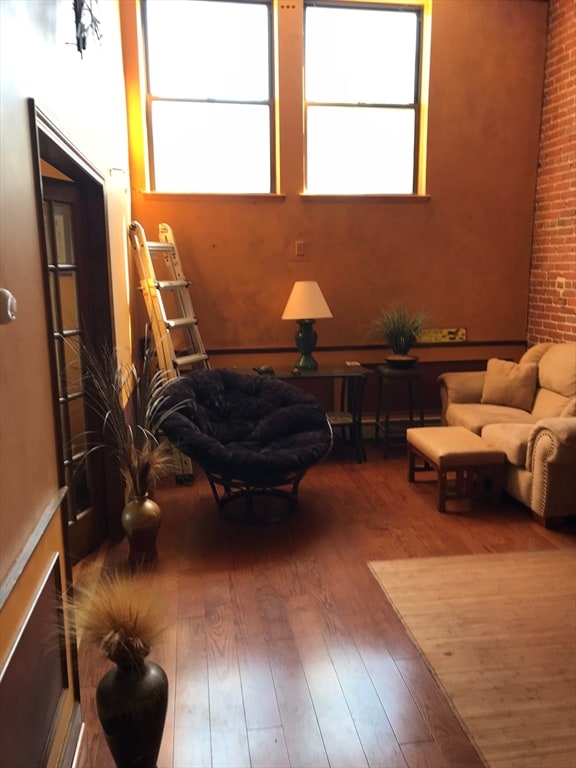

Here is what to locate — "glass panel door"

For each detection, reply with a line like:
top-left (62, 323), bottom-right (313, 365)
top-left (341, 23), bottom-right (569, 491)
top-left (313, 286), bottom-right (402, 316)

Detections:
top-left (42, 178), bottom-right (103, 560)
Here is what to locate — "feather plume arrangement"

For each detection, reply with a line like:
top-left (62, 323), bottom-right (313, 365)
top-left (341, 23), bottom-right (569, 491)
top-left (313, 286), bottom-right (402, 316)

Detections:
top-left (81, 341), bottom-right (185, 498)
top-left (72, 571), bottom-right (166, 664)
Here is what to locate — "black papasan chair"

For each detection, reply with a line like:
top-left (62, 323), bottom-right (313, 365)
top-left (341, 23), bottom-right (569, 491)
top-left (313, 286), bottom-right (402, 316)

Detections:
top-left (158, 368), bottom-right (333, 521)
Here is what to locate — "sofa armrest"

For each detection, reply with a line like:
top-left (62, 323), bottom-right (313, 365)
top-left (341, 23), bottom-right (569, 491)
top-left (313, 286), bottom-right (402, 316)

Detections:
top-left (437, 371), bottom-right (486, 425)
top-left (526, 417), bottom-right (576, 469)
top-left (526, 417), bottom-right (576, 520)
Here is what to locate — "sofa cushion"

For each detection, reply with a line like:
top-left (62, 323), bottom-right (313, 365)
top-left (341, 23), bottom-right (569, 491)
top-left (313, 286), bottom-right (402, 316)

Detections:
top-left (537, 343), bottom-right (576, 399)
top-left (481, 358), bottom-right (538, 411)
top-left (519, 342), bottom-right (554, 366)
top-left (446, 403), bottom-right (539, 435)
top-left (531, 388), bottom-right (571, 420)
top-left (482, 423), bottom-right (533, 467)
top-left (561, 397), bottom-right (576, 417)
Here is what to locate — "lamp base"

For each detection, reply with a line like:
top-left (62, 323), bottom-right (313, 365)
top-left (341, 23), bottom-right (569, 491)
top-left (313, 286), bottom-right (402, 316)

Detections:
top-left (294, 354), bottom-right (318, 370)
top-left (294, 320), bottom-right (319, 370)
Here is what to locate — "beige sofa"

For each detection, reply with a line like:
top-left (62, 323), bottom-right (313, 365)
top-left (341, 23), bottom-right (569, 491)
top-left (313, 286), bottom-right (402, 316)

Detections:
top-left (438, 342), bottom-right (576, 525)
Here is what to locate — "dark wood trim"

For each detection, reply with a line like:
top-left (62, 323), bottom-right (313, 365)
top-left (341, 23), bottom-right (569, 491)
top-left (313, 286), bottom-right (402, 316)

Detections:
top-left (206, 340), bottom-right (527, 356)
top-left (1, 555), bottom-right (67, 768)
top-left (0, 488), bottom-right (66, 610)
top-left (31, 102), bottom-right (106, 186)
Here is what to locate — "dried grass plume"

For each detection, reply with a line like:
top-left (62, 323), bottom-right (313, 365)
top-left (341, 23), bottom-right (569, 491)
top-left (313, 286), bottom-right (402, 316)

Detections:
top-left (81, 341), bottom-right (184, 499)
top-left (72, 570), bottom-right (166, 665)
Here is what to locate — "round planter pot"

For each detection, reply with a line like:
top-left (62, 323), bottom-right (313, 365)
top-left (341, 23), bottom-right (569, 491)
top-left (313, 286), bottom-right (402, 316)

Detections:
top-left (121, 495), bottom-right (161, 568)
top-left (384, 354), bottom-right (419, 369)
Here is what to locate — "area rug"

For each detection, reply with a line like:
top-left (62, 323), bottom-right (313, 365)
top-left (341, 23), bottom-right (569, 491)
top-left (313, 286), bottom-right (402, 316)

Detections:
top-left (369, 549), bottom-right (576, 768)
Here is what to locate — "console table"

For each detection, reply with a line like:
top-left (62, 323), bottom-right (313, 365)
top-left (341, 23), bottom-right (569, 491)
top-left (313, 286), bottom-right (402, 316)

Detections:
top-left (374, 363), bottom-right (424, 456)
top-left (254, 365), bottom-right (371, 463)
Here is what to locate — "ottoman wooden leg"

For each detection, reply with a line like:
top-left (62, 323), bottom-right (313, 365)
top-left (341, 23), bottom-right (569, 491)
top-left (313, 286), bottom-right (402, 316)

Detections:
top-left (438, 470), bottom-right (447, 513)
top-left (457, 470), bottom-right (464, 498)
top-left (466, 469), bottom-right (477, 500)
top-left (491, 465), bottom-right (503, 505)
top-left (405, 427), bottom-right (505, 516)
top-left (408, 446), bottom-right (416, 482)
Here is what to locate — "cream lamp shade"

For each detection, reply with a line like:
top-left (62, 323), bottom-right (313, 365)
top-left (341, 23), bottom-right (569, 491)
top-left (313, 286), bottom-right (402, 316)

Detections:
top-left (281, 281), bottom-right (333, 369)
top-left (281, 281), bottom-right (333, 320)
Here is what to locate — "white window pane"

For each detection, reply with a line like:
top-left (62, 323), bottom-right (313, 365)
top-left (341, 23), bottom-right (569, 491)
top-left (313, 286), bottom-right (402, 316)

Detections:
top-left (152, 102), bottom-right (270, 193)
top-left (146, 0), bottom-right (270, 100)
top-left (305, 7), bottom-right (418, 105)
top-left (306, 107), bottom-right (415, 194)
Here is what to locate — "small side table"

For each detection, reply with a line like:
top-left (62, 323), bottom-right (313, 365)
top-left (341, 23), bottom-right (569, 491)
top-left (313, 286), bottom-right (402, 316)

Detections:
top-left (375, 364), bottom-right (424, 456)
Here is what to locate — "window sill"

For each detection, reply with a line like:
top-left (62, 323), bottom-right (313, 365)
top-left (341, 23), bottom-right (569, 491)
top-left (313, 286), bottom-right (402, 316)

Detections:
top-left (300, 193), bottom-right (431, 203)
top-left (138, 191), bottom-right (287, 203)
top-left (137, 191), bottom-right (431, 203)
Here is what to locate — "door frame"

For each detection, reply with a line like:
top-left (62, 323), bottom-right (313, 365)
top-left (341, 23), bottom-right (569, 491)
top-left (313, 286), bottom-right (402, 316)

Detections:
top-left (29, 99), bottom-right (125, 557)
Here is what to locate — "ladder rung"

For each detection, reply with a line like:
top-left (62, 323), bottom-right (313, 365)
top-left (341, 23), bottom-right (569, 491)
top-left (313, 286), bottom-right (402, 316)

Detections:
top-left (156, 280), bottom-right (190, 290)
top-left (174, 353), bottom-right (210, 368)
top-left (166, 317), bottom-right (198, 329)
top-left (147, 241), bottom-right (176, 254)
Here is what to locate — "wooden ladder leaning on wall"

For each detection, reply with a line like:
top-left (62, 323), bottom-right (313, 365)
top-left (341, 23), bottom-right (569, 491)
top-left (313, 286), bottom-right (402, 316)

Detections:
top-left (128, 221), bottom-right (210, 376)
top-left (128, 220), bottom-right (210, 482)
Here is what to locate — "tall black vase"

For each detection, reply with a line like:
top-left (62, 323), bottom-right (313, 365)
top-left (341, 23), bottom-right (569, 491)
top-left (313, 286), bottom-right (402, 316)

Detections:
top-left (96, 656), bottom-right (168, 768)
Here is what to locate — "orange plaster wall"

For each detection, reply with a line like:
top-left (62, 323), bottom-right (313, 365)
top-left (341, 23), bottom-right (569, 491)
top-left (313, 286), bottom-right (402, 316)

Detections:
top-left (0, 0), bottom-right (130, 757)
top-left (0, 0), bottom-right (130, 580)
top-left (126, 0), bottom-right (549, 364)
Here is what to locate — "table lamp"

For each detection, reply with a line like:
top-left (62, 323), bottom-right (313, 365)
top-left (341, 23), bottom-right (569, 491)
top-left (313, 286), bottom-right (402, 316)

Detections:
top-left (281, 281), bottom-right (333, 369)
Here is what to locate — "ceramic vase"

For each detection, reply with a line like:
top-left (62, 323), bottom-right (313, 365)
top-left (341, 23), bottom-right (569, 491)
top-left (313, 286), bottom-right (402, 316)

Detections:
top-left (96, 654), bottom-right (168, 768)
top-left (121, 495), bottom-right (161, 568)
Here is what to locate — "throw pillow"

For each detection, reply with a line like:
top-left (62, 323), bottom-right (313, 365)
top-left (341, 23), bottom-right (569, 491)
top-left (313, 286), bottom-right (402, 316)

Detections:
top-left (481, 358), bottom-right (538, 411)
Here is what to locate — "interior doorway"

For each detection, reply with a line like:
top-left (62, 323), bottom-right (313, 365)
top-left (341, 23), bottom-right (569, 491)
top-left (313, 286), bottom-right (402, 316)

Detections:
top-left (29, 100), bottom-right (123, 562)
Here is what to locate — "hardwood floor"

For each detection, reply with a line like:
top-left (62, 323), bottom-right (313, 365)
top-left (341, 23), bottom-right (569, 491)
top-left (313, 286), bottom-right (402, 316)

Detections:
top-left (73, 442), bottom-right (576, 768)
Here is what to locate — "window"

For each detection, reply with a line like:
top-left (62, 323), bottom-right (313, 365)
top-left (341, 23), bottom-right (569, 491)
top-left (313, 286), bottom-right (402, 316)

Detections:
top-left (141, 0), bottom-right (426, 196)
top-left (144, 0), bottom-right (273, 193)
top-left (305, 4), bottom-right (421, 194)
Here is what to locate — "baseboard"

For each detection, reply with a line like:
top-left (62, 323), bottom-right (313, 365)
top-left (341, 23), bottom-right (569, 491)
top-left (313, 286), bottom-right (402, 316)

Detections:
top-left (62, 705), bottom-right (83, 768)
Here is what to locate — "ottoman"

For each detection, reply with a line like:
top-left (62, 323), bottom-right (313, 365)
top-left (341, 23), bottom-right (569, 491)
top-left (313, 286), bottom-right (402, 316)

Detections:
top-left (407, 426), bottom-right (506, 513)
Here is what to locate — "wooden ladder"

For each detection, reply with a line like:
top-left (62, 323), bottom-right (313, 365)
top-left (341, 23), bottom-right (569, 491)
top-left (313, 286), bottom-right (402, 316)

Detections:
top-left (128, 221), bottom-right (210, 377)
top-left (128, 221), bottom-right (210, 482)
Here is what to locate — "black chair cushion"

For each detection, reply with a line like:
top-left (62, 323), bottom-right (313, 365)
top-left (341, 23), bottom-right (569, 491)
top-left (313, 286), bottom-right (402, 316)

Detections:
top-left (159, 368), bottom-right (332, 482)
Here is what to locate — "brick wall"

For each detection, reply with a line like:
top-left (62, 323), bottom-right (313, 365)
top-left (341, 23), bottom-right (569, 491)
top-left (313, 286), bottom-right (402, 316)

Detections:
top-left (527, 0), bottom-right (576, 343)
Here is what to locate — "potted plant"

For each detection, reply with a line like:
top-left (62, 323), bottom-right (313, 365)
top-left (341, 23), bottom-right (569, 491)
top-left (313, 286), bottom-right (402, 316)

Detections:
top-left (72, 570), bottom-right (168, 767)
top-left (370, 306), bottom-right (428, 367)
top-left (82, 342), bottom-right (182, 567)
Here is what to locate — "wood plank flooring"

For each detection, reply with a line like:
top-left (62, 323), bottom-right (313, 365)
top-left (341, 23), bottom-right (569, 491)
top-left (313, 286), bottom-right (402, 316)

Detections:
top-left (73, 442), bottom-right (576, 768)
